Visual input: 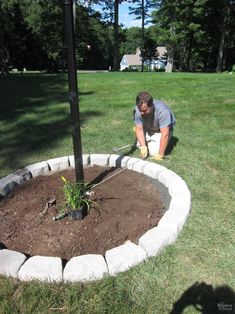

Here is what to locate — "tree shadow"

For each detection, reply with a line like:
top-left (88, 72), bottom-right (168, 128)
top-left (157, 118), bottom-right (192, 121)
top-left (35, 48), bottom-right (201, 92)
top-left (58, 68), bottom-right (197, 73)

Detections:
top-left (0, 73), bottom-right (100, 175)
top-left (170, 282), bottom-right (235, 314)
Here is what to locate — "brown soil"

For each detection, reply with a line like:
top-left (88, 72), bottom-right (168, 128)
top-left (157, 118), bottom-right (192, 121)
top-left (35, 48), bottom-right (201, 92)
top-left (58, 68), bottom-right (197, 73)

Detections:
top-left (0, 166), bottom-right (166, 260)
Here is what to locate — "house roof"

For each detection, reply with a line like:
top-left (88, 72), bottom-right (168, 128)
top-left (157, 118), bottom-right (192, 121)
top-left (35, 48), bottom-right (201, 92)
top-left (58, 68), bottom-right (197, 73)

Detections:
top-left (123, 46), bottom-right (167, 64)
top-left (120, 46), bottom-right (167, 69)
top-left (124, 54), bottom-right (141, 66)
top-left (156, 46), bottom-right (167, 58)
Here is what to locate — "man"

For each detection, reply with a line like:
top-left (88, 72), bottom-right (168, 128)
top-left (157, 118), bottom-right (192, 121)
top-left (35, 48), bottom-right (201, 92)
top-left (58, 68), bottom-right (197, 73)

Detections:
top-left (133, 91), bottom-right (176, 160)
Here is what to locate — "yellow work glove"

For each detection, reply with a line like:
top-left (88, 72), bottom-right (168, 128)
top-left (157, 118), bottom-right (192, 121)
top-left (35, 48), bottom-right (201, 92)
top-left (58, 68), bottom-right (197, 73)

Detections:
top-left (140, 145), bottom-right (148, 159)
top-left (152, 153), bottom-right (164, 161)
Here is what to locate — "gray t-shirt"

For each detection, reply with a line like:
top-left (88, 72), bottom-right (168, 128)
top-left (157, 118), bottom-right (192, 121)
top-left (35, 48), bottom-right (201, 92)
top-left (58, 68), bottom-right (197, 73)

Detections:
top-left (133, 100), bottom-right (176, 132)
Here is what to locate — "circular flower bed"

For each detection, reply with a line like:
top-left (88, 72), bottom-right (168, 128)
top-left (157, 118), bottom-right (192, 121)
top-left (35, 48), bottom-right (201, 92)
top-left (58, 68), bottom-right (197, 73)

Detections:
top-left (0, 154), bottom-right (191, 283)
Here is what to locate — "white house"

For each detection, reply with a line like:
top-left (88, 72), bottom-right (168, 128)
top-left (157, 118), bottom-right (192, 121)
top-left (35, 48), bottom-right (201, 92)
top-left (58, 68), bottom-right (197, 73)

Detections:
top-left (120, 48), bottom-right (142, 71)
top-left (120, 47), bottom-right (167, 71)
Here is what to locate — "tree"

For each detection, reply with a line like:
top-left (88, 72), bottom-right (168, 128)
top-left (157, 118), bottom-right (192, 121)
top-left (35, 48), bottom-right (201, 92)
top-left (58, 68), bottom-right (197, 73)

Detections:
top-left (120, 27), bottom-right (142, 55)
top-left (151, 0), bottom-right (208, 72)
top-left (23, 0), bottom-right (64, 72)
top-left (216, 0), bottom-right (235, 72)
top-left (129, 0), bottom-right (153, 71)
top-left (0, 1), bottom-right (11, 74)
top-left (74, 4), bottom-right (114, 69)
top-left (100, 0), bottom-right (141, 71)
top-left (143, 36), bottom-right (157, 70)
top-left (100, 1), bottom-right (122, 70)
top-left (113, 0), bottom-right (120, 71)
top-left (150, 0), bottom-right (235, 72)
top-left (0, 0), bottom-right (45, 72)
top-left (151, 1), bottom-right (176, 72)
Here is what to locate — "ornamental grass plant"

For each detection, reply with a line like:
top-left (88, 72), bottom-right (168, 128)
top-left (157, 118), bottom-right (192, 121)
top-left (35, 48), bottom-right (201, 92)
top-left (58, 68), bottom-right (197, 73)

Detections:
top-left (60, 176), bottom-right (91, 211)
top-left (57, 176), bottom-right (96, 220)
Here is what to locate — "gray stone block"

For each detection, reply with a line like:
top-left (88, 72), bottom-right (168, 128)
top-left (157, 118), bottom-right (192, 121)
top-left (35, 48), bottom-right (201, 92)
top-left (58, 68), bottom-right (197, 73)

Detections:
top-left (90, 154), bottom-right (110, 166)
top-left (126, 157), bottom-right (142, 170)
top-left (168, 195), bottom-right (191, 214)
top-left (0, 168), bottom-right (31, 198)
top-left (138, 226), bottom-right (178, 257)
top-left (63, 254), bottom-right (108, 282)
top-left (46, 157), bottom-right (69, 172)
top-left (168, 178), bottom-right (191, 199)
top-left (12, 168), bottom-right (31, 183)
top-left (25, 161), bottom-right (50, 177)
top-left (18, 255), bottom-right (63, 282)
top-left (158, 170), bottom-right (179, 188)
top-left (132, 160), bottom-right (149, 173)
top-left (109, 154), bottom-right (125, 167)
top-left (118, 156), bottom-right (131, 168)
top-left (157, 209), bottom-right (187, 234)
top-left (0, 249), bottom-right (27, 278)
top-left (68, 154), bottom-right (90, 168)
top-left (0, 176), bottom-right (17, 197)
top-left (143, 162), bottom-right (166, 179)
top-left (105, 241), bottom-right (147, 276)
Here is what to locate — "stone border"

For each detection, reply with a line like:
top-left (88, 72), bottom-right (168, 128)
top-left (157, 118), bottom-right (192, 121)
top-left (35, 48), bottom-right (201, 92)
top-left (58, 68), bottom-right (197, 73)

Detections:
top-left (0, 154), bottom-right (191, 283)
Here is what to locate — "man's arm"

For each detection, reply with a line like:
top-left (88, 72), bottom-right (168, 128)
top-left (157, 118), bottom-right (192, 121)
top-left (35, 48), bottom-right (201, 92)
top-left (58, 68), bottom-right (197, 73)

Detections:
top-left (159, 126), bottom-right (170, 156)
top-left (135, 124), bottom-right (146, 146)
top-left (135, 124), bottom-right (148, 158)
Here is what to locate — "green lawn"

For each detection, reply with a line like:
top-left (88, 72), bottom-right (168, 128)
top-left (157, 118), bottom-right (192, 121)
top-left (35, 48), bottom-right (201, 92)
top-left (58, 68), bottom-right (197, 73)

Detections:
top-left (0, 72), bottom-right (235, 313)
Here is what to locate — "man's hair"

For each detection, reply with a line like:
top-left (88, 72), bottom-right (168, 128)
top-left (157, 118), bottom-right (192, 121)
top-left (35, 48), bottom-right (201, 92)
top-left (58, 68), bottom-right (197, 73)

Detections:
top-left (136, 91), bottom-right (153, 108)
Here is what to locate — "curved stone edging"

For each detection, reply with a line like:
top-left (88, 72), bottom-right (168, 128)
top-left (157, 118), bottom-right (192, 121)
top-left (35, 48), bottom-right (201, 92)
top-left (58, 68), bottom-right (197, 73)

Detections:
top-left (0, 154), bottom-right (191, 283)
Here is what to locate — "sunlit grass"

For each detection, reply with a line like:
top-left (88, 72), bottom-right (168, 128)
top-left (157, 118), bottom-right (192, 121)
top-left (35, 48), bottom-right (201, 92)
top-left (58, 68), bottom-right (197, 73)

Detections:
top-left (0, 72), bottom-right (235, 313)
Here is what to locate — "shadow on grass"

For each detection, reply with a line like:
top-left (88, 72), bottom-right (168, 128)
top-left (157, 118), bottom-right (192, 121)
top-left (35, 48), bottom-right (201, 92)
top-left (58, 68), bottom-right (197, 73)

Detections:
top-left (165, 136), bottom-right (179, 156)
top-left (170, 282), bottom-right (235, 314)
top-left (0, 73), bottom-right (101, 174)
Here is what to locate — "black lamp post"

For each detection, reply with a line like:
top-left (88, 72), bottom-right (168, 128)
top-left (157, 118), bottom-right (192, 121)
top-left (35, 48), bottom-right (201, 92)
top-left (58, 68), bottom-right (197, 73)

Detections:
top-left (62, 0), bottom-right (84, 182)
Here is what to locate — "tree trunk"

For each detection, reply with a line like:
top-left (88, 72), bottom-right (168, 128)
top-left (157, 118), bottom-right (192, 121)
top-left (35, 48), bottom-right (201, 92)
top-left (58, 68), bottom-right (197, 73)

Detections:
top-left (216, 26), bottom-right (226, 72)
top-left (73, 1), bottom-right (76, 31)
top-left (216, 0), bottom-right (230, 72)
top-left (186, 32), bottom-right (193, 71)
top-left (0, 48), bottom-right (9, 75)
top-left (113, 0), bottom-right (119, 71)
top-left (165, 49), bottom-right (174, 73)
top-left (141, 0), bottom-right (145, 72)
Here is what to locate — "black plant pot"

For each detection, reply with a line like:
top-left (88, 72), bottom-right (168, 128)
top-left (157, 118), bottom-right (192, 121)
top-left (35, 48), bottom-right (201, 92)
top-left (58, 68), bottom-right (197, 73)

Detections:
top-left (68, 204), bottom-right (87, 220)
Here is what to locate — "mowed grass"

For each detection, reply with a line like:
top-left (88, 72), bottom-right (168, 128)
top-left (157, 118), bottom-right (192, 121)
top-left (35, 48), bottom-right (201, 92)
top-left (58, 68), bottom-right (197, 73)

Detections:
top-left (0, 72), bottom-right (235, 313)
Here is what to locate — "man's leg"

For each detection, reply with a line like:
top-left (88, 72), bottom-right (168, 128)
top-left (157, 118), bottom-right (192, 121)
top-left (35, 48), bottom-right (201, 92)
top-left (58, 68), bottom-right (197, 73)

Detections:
top-left (146, 130), bottom-right (173, 156)
top-left (146, 133), bottom-right (161, 156)
top-left (136, 130), bottom-right (173, 157)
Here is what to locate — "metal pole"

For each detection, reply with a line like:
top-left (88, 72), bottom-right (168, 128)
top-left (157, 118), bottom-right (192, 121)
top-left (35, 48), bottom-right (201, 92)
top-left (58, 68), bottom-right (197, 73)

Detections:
top-left (62, 0), bottom-right (84, 182)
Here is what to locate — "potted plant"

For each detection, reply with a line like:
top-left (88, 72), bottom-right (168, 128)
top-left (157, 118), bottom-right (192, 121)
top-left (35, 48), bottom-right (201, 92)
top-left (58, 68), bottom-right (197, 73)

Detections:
top-left (54, 176), bottom-right (96, 221)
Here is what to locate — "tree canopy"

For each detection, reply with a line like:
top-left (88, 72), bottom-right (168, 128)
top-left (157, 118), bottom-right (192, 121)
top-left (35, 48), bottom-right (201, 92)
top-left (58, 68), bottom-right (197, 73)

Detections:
top-left (0, 0), bottom-right (234, 73)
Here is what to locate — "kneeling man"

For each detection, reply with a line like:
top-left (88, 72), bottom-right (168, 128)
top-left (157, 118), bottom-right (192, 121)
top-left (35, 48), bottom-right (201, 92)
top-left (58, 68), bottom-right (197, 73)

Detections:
top-left (133, 91), bottom-right (176, 160)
